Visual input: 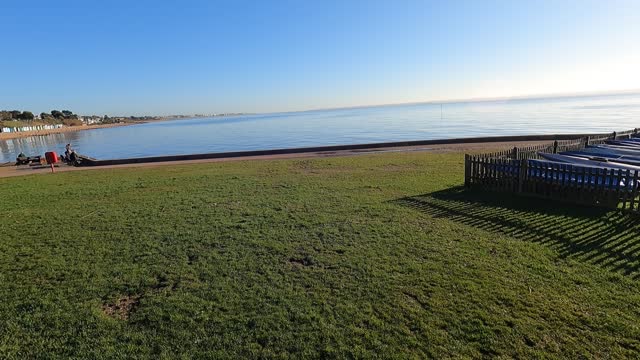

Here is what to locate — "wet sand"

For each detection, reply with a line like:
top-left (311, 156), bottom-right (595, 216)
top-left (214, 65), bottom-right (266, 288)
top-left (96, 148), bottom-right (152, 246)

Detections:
top-left (0, 140), bottom-right (549, 179)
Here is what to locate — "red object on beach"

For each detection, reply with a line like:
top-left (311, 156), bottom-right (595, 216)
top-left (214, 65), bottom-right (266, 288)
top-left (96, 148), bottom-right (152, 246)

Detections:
top-left (45, 151), bottom-right (58, 173)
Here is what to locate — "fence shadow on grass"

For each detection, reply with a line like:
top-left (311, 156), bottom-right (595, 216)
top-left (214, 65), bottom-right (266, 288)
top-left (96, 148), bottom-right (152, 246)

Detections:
top-left (395, 187), bottom-right (640, 279)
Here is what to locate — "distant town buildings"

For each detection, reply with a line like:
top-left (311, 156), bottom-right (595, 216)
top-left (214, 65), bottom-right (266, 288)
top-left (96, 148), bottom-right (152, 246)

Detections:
top-left (1, 111), bottom-right (248, 133)
top-left (80, 115), bottom-right (104, 125)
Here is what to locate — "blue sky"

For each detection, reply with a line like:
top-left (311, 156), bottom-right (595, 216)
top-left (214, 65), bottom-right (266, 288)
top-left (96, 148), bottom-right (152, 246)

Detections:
top-left (1, 0), bottom-right (639, 115)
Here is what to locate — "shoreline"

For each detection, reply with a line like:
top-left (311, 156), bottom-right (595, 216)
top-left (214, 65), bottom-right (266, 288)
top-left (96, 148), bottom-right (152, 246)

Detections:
top-left (79, 131), bottom-right (623, 166)
top-left (0, 122), bottom-right (137, 141)
top-left (0, 129), bottom-right (634, 178)
top-left (0, 140), bottom-right (550, 178)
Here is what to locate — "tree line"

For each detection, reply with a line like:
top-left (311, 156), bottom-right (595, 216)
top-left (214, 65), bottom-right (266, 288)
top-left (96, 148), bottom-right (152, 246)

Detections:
top-left (0, 110), bottom-right (78, 121)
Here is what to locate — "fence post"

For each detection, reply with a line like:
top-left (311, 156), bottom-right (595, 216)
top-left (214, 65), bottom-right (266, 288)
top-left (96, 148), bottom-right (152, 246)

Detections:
top-left (464, 154), bottom-right (470, 187)
top-left (512, 147), bottom-right (518, 160)
top-left (584, 136), bottom-right (590, 147)
top-left (553, 140), bottom-right (558, 154)
top-left (518, 159), bottom-right (527, 193)
top-left (612, 131), bottom-right (617, 140)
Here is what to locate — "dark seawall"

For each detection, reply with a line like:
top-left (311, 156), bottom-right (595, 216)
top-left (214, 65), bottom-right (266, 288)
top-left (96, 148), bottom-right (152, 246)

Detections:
top-left (81, 130), bottom-right (637, 167)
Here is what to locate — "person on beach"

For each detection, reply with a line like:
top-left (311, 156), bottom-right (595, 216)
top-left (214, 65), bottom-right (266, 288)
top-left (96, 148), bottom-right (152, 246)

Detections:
top-left (64, 144), bottom-right (77, 164)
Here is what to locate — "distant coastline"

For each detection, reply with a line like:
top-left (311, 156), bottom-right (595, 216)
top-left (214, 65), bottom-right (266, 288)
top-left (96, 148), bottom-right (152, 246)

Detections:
top-left (0, 113), bottom-right (251, 142)
top-left (282, 89), bottom-right (640, 115)
top-left (144, 113), bottom-right (249, 123)
top-left (1, 92), bottom-right (638, 162)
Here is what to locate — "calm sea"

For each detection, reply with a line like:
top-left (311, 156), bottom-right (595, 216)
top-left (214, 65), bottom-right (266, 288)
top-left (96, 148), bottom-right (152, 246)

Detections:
top-left (2, 93), bottom-right (640, 162)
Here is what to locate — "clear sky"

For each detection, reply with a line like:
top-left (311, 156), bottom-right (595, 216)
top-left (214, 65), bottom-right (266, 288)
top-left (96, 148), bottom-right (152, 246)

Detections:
top-left (1, 0), bottom-right (639, 115)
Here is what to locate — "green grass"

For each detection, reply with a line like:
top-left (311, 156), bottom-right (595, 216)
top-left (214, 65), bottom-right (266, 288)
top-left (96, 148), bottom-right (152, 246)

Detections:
top-left (1, 152), bottom-right (639, 358)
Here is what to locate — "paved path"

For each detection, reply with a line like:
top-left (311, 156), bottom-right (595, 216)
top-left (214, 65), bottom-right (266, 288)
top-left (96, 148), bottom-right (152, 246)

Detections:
top-left (0, 140), bottom-right (549, 179)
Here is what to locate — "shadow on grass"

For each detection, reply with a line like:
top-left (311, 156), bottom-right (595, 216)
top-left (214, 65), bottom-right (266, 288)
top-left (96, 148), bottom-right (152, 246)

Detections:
top-left (395, 187), bottom-right (640, 279)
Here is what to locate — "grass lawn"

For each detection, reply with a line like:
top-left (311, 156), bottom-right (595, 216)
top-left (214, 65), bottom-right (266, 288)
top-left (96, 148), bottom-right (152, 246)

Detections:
top-left (1, 152), bottom-right (639, 358)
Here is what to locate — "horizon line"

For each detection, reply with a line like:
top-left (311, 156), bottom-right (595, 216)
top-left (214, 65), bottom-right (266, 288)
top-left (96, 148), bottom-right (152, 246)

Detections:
top-left (14, 88), bottom-right (640, 117)
top-left (279, 88), bottom-right (640, 115)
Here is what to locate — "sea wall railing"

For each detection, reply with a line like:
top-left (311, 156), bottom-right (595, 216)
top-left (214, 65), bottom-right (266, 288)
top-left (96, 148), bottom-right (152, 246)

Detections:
top-left (464, 129), bottom-right (640, 214)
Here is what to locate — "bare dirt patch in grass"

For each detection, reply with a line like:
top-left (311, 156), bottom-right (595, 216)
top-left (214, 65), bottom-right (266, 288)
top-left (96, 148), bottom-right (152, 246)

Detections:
top-left (102, 294), bottom-right (141, 320)
top-left (102, 279), bottom-right (178, 320)
top-left (291, 159), bottom-right (353, 175)
top-left (289, 255), bottom-right (315, 267)
top-left (402, 292), bottom-right (429, 312)
top-left (380, 163), bottom-right (414, 172)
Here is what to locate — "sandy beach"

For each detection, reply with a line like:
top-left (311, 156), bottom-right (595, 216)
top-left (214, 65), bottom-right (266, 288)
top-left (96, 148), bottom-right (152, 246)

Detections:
top-left (0, 122), bottom-right (134, 141)
top-left (0, 140), bottom-right (549, 178)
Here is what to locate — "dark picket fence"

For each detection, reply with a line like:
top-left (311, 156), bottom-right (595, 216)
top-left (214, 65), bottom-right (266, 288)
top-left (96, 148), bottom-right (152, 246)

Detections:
top-left (464, 129), bottom-right (640, 214)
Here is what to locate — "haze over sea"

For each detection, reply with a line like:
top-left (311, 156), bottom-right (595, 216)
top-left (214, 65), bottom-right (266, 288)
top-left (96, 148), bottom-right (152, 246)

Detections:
top-left (1, 92), bottom-right (640, 163)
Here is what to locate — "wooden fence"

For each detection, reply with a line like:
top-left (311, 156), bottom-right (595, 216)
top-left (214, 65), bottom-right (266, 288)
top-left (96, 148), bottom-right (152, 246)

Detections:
top-left (464, 129), bottom-right (640, 214)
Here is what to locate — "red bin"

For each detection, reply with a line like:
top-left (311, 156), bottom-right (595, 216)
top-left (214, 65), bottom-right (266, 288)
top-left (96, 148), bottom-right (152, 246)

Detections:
top-left (45, 151), bottom-right (59, 164)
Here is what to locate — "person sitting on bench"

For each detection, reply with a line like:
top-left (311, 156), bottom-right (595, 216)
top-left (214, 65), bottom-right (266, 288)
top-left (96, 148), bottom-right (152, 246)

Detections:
top-left (64, 144), bottom-right (77, 164)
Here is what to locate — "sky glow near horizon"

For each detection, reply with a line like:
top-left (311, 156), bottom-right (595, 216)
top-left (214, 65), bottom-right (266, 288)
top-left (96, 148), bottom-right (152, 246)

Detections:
top-left (0, 0), bottom-right (639, 115)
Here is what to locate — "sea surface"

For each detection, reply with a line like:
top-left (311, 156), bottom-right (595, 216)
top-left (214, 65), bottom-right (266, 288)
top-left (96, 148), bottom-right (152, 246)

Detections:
top-left (2, 92), bottom-right (640, 162)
